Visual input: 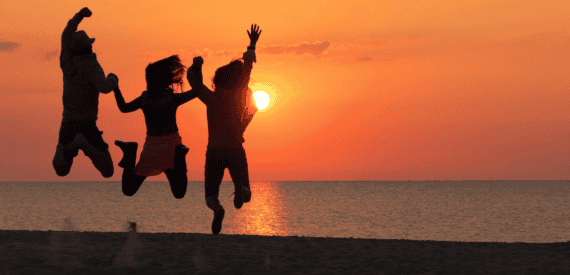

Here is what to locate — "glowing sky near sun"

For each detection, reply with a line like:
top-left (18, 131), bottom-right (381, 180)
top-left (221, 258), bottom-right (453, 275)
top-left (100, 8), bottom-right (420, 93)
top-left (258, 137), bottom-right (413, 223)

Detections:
top-left (0, 0), bottom-right (569, 181)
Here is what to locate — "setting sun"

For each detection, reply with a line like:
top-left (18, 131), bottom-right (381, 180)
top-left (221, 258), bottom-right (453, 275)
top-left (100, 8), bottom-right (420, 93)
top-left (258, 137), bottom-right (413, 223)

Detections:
top-left (253, 90), bottom-right (270, 110)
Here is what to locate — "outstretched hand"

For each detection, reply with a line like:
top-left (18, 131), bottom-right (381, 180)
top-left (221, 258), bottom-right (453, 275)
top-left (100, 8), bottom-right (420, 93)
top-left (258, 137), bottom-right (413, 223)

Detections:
top-left (192, 56), bottom-right (204, 67)
top-left (247, 24), bottom-right (262, 45)
top-left (79, 7), bottom-right (92, 17)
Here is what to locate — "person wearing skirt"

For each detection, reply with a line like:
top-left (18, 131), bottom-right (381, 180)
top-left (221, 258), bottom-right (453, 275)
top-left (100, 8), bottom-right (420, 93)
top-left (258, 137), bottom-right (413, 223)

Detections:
top-left (111, 55), bottom-right (200, 199)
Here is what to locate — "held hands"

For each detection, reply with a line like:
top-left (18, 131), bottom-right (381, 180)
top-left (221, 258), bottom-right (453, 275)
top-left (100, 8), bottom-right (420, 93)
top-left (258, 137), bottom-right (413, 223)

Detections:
top-left (187, 56), bottom-right (203, 88)
top-left (79, 7), bottom-right (92, 17)
top-left (107, 73), bottom-right (119, 91)
top-left (247, 24), bottom-right (262, 46)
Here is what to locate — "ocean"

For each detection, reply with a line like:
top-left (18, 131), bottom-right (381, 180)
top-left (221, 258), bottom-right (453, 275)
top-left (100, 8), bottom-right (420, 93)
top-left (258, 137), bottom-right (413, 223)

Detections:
top-left (0, 180), bottom-right (568, 243)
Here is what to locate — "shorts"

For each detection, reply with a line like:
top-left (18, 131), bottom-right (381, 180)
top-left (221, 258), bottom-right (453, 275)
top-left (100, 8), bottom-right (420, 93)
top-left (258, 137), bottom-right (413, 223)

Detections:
top-left (58, 119), bottom-right (109, 152)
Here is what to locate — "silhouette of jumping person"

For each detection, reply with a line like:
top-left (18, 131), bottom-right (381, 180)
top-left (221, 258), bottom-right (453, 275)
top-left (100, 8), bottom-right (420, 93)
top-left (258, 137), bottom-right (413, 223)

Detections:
top-left (187, 24), bottom-right (262, 234)
top-left (53, 7), bottom-right (116, 178)
top-left (112, 55), bottom-right (201, 199)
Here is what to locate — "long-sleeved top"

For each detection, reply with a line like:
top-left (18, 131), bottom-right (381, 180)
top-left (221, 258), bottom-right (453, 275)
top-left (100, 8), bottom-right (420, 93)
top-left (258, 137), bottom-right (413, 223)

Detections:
top-left (197, 50), bottom-right (256, 148)
top-left (113, 88), bottom-right (199, 137)
top-left (60, 13), bottom-right (112, 122)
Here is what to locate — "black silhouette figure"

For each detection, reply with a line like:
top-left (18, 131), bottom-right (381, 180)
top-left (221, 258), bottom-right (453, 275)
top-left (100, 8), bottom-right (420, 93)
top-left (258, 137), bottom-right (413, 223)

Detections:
top-left (187, 24), bottom-right (262, 234)
top-left (112, 55), bottom-right (200, 199)
top-left (53, 7), bottom-right (116, 178)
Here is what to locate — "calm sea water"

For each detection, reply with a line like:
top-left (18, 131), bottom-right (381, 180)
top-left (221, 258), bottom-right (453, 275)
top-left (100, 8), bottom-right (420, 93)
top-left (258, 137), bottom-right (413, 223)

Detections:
top-left (0, 181), bottom-right (568, 243)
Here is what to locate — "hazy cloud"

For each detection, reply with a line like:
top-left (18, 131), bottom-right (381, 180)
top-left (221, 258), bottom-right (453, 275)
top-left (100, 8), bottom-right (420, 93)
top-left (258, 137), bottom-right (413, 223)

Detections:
top-left (139, 41), bottom-right (332, 63)
top-left (0, 41), bottom-right (21, 51)
top-left (140, 28), bottom-right (569, 65)
top-left (188, 41), bottom-right (332, 58)
top-left (258, 41), bottom-right (331, 56)
top-left (357, 56), bottom-right (374, 62)
top-left (356, 56), bottom-right (394, 62)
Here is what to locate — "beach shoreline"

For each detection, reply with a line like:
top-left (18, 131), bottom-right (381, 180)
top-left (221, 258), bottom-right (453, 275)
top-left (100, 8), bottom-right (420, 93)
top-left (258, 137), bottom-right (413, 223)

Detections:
top-left (1, 229), bottom-right (569, 274)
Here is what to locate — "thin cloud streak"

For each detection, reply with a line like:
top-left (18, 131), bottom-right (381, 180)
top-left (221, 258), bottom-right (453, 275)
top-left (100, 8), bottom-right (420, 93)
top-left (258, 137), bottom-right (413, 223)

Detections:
top-left (137, 41), bottom-right (333, 63)
top-left (0, 41), bottom-right (21, 51)
top-left (137, 28), bottom-right (569, 66)
top-left (258, 41), bottom-right (331, 56)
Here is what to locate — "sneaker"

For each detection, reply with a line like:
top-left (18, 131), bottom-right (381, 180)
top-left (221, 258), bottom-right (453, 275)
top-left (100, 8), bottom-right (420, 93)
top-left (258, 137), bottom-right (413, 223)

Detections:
top-left (243, 186), bottom-right (251, 203)
top-left (229, 186), bottom-right (251, 204)
top-left (115, 141), bottom-right (138, 168)
top-left (233, 185), bottom-right (244, 209)
top-left (212, 205), bottom-right (225, 235)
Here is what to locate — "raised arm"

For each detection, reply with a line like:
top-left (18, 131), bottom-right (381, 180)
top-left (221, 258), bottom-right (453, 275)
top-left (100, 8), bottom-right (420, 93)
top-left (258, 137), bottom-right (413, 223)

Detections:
top-left (186, 56), bottom-right (214, 105)
top-left (110, 74), bottom-right (142, 113)
top-left (60, 7), bottom-right (91, 72)
top-left (236, 24), bottom-right (261, 109)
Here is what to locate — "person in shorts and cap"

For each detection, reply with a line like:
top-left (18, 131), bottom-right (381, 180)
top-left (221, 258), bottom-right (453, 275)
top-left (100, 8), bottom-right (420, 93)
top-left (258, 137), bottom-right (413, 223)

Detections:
top-left (52, 7), bottom-right (117, 178)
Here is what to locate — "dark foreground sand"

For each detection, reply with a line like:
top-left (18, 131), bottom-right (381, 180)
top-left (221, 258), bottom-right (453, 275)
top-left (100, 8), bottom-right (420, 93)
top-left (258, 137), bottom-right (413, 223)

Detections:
top-left (0, 229), bottom-right (569, 275)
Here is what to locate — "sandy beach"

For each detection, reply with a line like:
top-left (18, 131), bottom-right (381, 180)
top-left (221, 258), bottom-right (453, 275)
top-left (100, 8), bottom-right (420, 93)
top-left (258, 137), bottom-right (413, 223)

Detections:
top-left (0, 229), bottom-right (569, 275)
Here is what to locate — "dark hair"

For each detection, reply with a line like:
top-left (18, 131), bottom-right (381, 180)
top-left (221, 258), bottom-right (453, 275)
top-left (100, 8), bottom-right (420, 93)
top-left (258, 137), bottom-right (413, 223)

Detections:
top-left (72, 45), bottom-right (93, 56)
top-left (212, 58), bottom-right (244, 91)
top-left (146, 55), bottom-right (186, 95)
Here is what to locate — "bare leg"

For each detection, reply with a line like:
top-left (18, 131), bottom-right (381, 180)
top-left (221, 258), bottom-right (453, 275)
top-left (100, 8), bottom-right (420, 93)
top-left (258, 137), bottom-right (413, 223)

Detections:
top-left (164, 169), bottom-right (187, 199)
top-left (121, 167), bottom-right (146, 196)
top-left (164, 144), bottom-right (189, 199)
top-left (115, 141), bottom-right (145, 196)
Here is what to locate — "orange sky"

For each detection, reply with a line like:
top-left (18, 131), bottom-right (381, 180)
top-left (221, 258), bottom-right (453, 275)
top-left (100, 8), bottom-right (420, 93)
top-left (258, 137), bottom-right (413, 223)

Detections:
top-left (1, 0), bottom-right (569, 181)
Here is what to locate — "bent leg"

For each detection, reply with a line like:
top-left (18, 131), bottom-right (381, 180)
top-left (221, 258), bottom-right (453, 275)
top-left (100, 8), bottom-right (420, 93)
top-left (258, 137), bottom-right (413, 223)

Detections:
top-left (90, 147), bottom-right (114, 178)
top-left (53, 121), bottom-right (79, 176)
top-left (81, 123), bottom-right (114, 178)
top-left (52, 143), bottom-right (79, 177)
top-left (115, 141), bottom-right (138, 168)
top-left (164, 169), bottom-right (187, 199)
top-left (122, 168), bottom-right (146, 196)
top-left (164, 145), bottom-right (190, 199)
top-left (227, 147), bottom-right (250, 207)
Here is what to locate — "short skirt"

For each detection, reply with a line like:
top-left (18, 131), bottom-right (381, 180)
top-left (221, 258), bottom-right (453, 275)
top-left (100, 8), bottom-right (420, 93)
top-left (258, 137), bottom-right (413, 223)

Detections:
top-left (134, 132), bottom-right (182, 176)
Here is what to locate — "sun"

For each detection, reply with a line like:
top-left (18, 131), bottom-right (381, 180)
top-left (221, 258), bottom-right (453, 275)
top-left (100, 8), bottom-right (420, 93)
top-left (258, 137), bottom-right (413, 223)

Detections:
top-left (252, 90), bottom-right (270, 110)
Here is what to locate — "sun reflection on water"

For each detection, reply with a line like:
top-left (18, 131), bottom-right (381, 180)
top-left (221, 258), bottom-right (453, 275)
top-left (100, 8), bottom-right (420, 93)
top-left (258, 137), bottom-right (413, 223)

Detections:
top-left (226, 182), bottom-right (291, 236)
